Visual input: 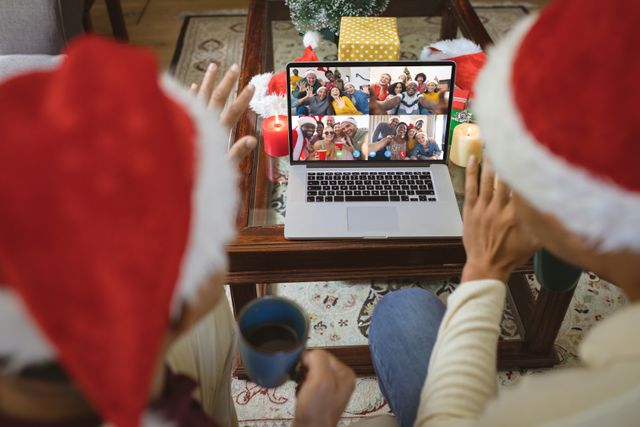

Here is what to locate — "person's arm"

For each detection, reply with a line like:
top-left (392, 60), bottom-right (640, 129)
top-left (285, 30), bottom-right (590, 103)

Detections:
top-left (367, 135), bottom-right (392, 153)
top-left (418, 96), bottom-right (438, 114)
top-left (378, 95), bottom-right (401, 111)
top-left (415, 158), bottom-right (539, 427)
top-left (371, 123), bottom-right (384, 142)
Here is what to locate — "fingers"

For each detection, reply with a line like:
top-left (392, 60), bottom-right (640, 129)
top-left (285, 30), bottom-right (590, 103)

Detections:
top-left (228, 135), bottom-right (257, 164)
top-left (189, 83), bottom-right (199, 96)
top-left (494, 177), bottom-right (511, 206)
top-left (220, 83), bottom-right (255, 128)
top-left (464, 155), bottom-right (479, 206)
top-left (302, 350), bottom-right (355, 396)
top-left (198, 63), bottom-right (219, 102)
top-left (209, 63), bottom-right (241, 111)
top-left (479, 158), bottom-right (496, 203)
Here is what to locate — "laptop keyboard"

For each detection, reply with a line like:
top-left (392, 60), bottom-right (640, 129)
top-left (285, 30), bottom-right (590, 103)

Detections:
top-left (306, 171), bottom-right (436, 203)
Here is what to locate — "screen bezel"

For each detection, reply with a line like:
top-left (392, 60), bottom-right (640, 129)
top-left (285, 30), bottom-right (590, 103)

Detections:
top-left (286, 60), bottom-right (456, 166)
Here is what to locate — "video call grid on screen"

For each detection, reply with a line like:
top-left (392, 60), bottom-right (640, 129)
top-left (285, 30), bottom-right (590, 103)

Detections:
top-left (286, 61), bottom-right (456, 164)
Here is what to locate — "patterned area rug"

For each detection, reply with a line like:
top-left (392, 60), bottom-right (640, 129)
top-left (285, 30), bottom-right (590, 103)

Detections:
top-left (171, 5), bottom-right (628, 426)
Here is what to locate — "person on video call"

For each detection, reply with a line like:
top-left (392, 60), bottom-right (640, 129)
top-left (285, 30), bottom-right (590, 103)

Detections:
top-left (337, 117), bottom-right (368, 159)
top-left (407, 126), bottom-right (418, 152)
top-left (371, 72), bottom-right (391, 101)
top-left (296, 84), bottom-right (330, 116)
top-left (372, 116), bottom-right (399, 143)
top-left (415, 72), bottom-right (427, 93)
top-left (382, 80), bottom-right (438, 115)
top-left (291, 69), bottom-right (322, 99)
top-left (410, 132), bottom-right (441, 160)
top-left (385, 81), bottom-right (405, 115)
top-left (309, 124), bottom-right (336, 160)
top-left (329, 87), bottom-right (362, 116)
top-left (292, 116), bottom-right (317, 161)
top-left (343, 82), bottom-right (369, 114)
top-left (0, 36), bottom-right (361, 427)
top-left (310, 120), bottom-right (324, 145)
top-left (333, 123), bottom-right (355, 160)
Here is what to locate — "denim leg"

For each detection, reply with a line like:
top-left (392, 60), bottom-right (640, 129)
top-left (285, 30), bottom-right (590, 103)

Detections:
top-left (295, 104), bottom-right (309, 115)
top-left (369, 288), bottom-right (446, 427)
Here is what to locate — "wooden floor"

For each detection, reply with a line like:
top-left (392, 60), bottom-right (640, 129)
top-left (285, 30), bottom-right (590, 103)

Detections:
top-left (90, 0), bottom-right (549, 69)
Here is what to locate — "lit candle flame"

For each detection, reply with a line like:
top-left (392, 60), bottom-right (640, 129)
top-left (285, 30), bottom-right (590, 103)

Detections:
top-left (274, 114), bottom-right (281, 128)
top-left (466, 127), bottom-right (472, 136)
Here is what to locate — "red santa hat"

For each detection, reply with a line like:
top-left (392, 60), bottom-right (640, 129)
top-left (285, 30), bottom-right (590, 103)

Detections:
top-left (249, 31), bottom-right (321, 119)
top-left (420, 38), bottom-right (487, 96)
top-left (474, 0), bottom-right (640, 252)
top-left (0, 36), bottom-right (238, 426)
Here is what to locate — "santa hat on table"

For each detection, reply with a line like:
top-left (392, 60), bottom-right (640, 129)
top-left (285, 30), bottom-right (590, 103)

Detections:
top-left (474, 0), bottom-right (640, 252)
top-left (420, 38), bottom-right (487, 96)
top-left (249, 31), bottom-right (322, 119)
top-left (0, 36), bottom-right (238, 426)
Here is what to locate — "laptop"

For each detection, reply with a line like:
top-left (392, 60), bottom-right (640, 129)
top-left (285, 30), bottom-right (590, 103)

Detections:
top-left (284, 60), bottom-right (462, 239)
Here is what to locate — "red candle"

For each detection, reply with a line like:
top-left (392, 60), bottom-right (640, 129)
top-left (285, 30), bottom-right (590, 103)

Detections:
top-left (262, 115), bottom-right (289, 157)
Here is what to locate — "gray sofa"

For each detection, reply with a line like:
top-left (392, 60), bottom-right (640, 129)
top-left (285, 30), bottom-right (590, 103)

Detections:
top-left (0, 0), bottom-right (86, 79)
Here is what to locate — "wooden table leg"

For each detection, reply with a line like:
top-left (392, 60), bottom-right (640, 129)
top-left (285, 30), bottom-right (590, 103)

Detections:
top-left (440, 1), bottom-right (459, 40)
top-left (105, 0), bottom-right (129, 41)
top-left (526, 284), bottom-right (577, 354)
top-left (229, 283), bottom-right (258, 318)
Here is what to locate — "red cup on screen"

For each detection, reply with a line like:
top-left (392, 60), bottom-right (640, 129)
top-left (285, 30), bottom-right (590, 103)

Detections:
top-left (335, 142), bottom-right (344, 151)
top-left (317, 149), bottom-right (327, 160)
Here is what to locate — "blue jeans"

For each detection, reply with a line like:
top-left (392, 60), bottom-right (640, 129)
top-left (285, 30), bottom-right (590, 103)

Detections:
top-left (369, 288), bottom-right (446, 427)
top-left (295, 104), bottom-right (309, 115)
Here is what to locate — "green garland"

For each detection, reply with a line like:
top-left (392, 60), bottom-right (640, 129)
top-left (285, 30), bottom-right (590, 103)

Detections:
top-left (285, 0), bottom-right (391, 35)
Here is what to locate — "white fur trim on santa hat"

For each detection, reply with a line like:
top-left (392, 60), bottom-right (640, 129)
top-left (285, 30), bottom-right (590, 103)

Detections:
top-left (475, 14), bottom-right (640, 252)
top-left (0, 288), bottom-right (56, 370)
top-left (160, 75), bottom-right (239, 314)
top-left (303, 31), bottom-right (321, 49)
top-left (248, 72), bottom-right (288, 118)
top-left (340, 117), bottom-right (357, 126)
top-left (420, 38), bottom-right (482, 61)
top-left (297, 116), bottom-right (317, 127)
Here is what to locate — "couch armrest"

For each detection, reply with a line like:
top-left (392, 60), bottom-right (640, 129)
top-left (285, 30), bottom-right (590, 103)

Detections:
top-left (0, 0), bottom-right (85, 55)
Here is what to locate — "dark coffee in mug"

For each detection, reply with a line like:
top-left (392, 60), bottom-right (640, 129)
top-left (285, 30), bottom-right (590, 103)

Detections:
top-left (237, 296), bottom-right (308, 388)
top-left (246, 323), bottom-right (299, 353)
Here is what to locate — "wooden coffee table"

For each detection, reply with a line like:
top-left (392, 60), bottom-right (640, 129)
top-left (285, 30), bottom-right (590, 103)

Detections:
top-left (227, 0), bottom-right (575, 375)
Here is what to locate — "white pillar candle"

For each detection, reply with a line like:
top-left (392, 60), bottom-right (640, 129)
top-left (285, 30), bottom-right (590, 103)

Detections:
top-left (450, 123), bottom-right (482, 166)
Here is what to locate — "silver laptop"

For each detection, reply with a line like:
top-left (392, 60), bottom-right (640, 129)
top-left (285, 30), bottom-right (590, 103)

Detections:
top-left (284, 60), bottom-right (462, 239)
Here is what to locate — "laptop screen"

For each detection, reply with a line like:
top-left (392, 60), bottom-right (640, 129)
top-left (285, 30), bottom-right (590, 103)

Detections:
top-left (287, 61), bottom-right (455, 164)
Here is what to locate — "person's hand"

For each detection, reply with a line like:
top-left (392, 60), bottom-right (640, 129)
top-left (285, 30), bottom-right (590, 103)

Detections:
top-left (189, 62), bottom-right (257, 164)
top-left (294, 350), bottom-right (355, 427)
top-left (461, 157), bottom-right (540, 283)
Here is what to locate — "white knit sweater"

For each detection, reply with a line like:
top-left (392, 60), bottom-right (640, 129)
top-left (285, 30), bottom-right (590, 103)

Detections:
top-left (358, 280), bottom-right (640, 427)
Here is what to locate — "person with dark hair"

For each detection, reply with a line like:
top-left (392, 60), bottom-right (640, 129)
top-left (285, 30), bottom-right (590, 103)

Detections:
top-left (410, 132), bottom-right (441, 160)
top-left (415, 72), bottom-right (427, 93)
top-left (330, 87), bottom-right (361, 116)
top-left (388, 122), bottom-right (410, 160)
top-left (310, 120), bottom-right (325, 145)
top-left (385, 80), bottom-right (405, 115)
top-left (343, 82), bottom-right (369, 114)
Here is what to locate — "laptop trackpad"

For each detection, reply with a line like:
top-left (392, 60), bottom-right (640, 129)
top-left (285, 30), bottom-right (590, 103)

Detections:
top-left (347, 207), bottom-right (399, 233)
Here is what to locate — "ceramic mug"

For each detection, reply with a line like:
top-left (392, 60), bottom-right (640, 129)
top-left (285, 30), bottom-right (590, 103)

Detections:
top-left (237, 296), bottom-right (308, 388)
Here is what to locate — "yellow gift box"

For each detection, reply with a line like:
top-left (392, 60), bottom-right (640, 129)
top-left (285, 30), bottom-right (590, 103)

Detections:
top-left (338, 17), bottom-right (400, 61)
